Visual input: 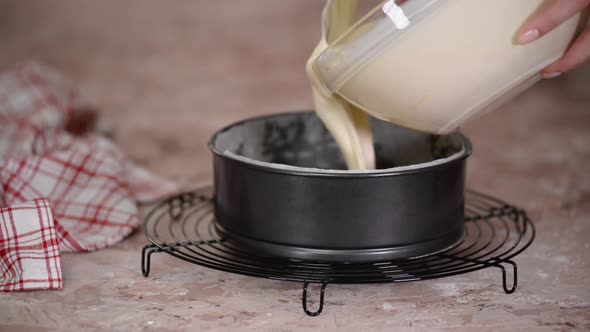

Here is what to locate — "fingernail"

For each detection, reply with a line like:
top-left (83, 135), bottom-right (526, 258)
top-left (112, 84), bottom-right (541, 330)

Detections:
top-left (542, 72), bottom-right (562, 79)
top-left (519, 29), bottom-right (540, 44)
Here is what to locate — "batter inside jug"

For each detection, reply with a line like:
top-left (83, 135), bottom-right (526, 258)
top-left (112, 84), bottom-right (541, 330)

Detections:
top-left (307, 0), bottom-right (584, 170)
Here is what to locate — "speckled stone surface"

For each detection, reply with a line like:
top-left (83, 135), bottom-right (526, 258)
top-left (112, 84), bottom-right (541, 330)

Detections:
top-left (0, 1), bottom-right (589, 331)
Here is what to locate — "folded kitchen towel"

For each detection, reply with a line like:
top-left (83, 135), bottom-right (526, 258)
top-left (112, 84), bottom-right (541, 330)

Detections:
top-left (0, 199), bottom-right (62, 292)
top-left (0, 62), bottom-right (177, 291)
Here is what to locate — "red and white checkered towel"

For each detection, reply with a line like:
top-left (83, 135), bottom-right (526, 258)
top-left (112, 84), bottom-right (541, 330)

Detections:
top-left (0, 62), bottom-right (177, 291)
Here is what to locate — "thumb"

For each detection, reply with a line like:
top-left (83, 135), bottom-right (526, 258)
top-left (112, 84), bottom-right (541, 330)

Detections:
top-left (518, 0), bottom-right (590, 44)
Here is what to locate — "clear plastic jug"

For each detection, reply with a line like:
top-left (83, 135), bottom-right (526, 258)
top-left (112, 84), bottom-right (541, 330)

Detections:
top-left (312, 0), bottom-right (586, 134)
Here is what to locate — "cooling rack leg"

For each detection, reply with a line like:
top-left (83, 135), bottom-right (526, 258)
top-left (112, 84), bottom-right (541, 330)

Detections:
top-left (495, 260), bottom-right (518, 294)
top-left (302, 282), bottom-right (328, 317)
top-left (141, 245), bottom-right (161, 277)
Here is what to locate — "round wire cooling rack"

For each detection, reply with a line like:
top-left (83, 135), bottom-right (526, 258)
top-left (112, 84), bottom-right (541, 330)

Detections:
top-left (141, 187), bottom-right (535, 316)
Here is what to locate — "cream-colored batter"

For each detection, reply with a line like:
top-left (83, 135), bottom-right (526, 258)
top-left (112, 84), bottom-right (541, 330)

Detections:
top-left (306, 0), bottom-right (375, 170)
top-left (334, 0), bottom-right (582, 134)
top-left (308, 0), bottom-right (582, 170)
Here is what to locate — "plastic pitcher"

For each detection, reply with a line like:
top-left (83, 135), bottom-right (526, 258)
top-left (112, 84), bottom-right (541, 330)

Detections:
top-left (312, 0), bottom-right (586, 134)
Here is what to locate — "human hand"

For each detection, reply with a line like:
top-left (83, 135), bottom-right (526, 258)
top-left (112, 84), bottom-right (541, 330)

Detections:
top-left (518, 0), bottom-right (590, 78)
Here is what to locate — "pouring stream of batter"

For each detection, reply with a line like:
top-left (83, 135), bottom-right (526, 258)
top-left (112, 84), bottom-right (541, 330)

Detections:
top-left (306, 0), bottom-right (376, 170)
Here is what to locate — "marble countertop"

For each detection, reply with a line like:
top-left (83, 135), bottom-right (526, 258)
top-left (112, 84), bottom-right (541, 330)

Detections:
top-left (0, 1), bottom-right (589, 331)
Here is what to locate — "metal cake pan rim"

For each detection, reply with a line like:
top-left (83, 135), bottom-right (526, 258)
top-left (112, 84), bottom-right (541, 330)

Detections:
top-left (208, 110), bottom-right (473, 178)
